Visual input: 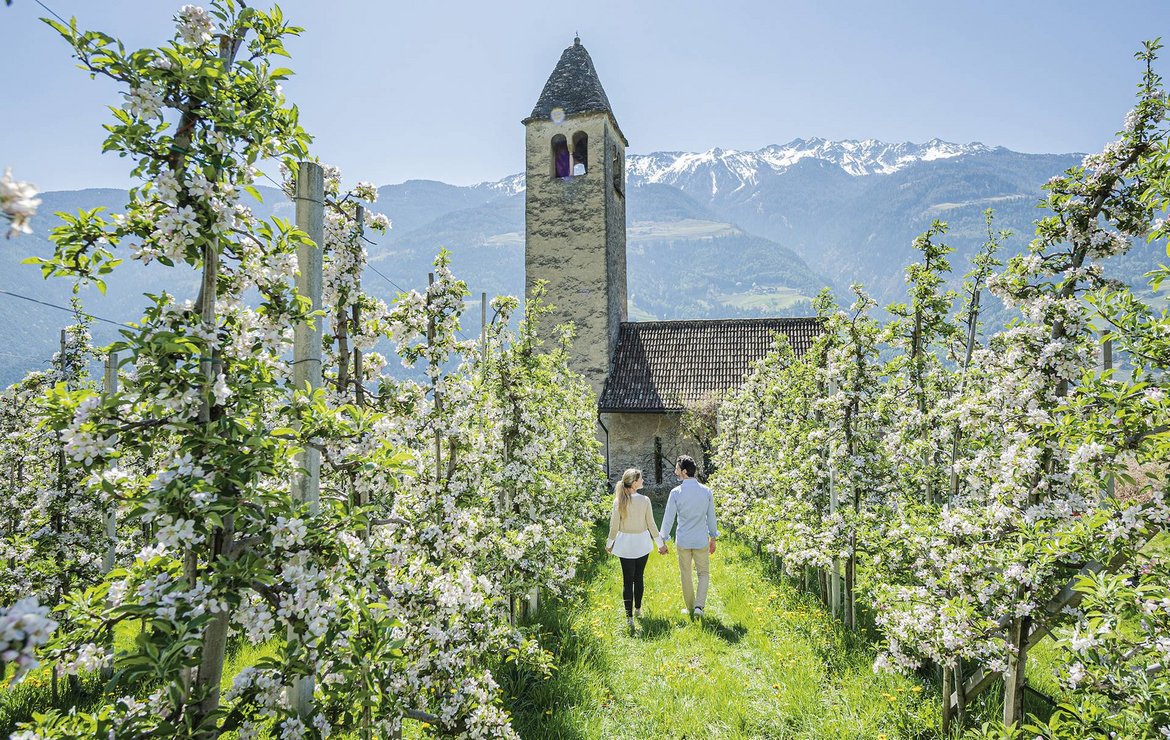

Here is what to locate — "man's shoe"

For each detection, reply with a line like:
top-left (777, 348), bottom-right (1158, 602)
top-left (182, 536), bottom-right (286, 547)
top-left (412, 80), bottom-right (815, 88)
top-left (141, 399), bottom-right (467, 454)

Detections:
top-left (693, 606), bottom-right (705, 618)
top-left (680, 608), bottom-right (691, 617)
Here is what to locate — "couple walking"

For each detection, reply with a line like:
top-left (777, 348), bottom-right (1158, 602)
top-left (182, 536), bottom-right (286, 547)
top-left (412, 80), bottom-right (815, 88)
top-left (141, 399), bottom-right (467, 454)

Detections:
top-left (605, 455), bottom-right (719, 630)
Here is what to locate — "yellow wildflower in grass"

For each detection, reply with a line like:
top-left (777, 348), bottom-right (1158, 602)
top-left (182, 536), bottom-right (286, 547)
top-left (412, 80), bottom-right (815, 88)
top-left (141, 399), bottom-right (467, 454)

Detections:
top-left (911, 685), bottom-right (923, 693)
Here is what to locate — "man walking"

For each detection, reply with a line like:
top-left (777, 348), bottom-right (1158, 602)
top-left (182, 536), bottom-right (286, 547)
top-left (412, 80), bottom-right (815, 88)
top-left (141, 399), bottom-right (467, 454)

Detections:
top-left (658, 455), bottom-right (718, 618)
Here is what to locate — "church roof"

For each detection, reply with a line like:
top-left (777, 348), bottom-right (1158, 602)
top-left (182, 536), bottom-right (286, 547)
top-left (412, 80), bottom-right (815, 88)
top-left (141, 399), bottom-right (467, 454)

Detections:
top-left (525, 38), bottom-right (627, 144)
top-left (598, 318), bottom-right (825, 413)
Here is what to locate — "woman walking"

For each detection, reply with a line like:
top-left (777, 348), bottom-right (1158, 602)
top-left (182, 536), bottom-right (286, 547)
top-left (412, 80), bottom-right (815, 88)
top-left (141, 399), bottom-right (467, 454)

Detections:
top-left (605, 468), bottom-right (664, 631)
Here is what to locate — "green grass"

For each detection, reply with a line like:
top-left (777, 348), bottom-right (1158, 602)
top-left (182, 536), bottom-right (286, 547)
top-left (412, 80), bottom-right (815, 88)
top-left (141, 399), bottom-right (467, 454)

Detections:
top-left (717, 287), bottom-right (810, 312)
top-left (628, 219), bottom-right (741, 242)
top-left (502, 520), bottom-right (939, 739)
top-left (0, 620), bottom-right (278, 736)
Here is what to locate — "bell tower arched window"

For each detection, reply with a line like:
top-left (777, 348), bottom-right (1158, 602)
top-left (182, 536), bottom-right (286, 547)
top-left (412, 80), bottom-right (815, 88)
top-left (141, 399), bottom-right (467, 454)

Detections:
top-left (572, 132), bottom-right (588, 176)
top-left (552, 134), bottom-right (570, 178)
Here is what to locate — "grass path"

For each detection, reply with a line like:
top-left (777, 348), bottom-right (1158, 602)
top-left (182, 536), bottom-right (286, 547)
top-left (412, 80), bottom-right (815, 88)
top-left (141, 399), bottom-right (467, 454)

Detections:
top-left (505, 527), bottom-right (939, 739)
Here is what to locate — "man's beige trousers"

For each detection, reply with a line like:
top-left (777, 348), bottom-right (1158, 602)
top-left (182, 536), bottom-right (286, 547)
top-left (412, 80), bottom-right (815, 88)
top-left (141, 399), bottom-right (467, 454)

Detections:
top-left (676, 547), bottom-right (710, 611)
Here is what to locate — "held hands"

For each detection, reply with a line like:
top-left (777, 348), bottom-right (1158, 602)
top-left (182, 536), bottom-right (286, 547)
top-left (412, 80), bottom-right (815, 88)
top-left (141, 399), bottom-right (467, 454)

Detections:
top-left (658, 544), bottom-right (668, 555)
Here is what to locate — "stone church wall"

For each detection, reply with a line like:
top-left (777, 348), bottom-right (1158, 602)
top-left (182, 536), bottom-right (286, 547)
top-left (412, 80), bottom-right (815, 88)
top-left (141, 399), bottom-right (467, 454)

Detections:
top-left (602, 412), bottom-right (707, 500)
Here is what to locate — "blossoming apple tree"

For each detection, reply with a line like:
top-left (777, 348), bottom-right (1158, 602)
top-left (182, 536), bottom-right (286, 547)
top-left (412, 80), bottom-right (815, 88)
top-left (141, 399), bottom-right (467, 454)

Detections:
top-left (2, 3), bottom-right (605, 738)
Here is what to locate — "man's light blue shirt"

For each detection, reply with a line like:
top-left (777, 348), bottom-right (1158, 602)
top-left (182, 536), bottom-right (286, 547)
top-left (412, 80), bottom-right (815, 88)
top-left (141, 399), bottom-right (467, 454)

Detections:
top-left (659, 478), bottom-right (718, 550)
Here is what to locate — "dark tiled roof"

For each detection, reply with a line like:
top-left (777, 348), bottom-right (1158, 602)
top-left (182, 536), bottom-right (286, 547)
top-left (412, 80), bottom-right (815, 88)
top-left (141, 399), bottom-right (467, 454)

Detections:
top-left (599, 317), bottom-right (824, 412)
top-left (527, 38), bottom-right (619, 126)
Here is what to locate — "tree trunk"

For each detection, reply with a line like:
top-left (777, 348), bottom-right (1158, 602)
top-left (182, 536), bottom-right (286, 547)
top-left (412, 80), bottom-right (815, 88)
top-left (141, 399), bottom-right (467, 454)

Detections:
top-left (192, 230), bottom-right (224, 733)
top-left (1002, 613), bottom-right (1031, 727)
top-left (941, 662), bottom-right (953, 737)
top-left (954, 662), bottom-right (967, 728)
top-left (844, 551), bottom-right (856, 630)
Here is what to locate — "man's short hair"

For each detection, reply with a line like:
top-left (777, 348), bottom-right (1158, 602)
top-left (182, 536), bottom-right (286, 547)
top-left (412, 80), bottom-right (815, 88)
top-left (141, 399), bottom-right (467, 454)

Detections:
top-left (676, 455), bottom-right (697, 477)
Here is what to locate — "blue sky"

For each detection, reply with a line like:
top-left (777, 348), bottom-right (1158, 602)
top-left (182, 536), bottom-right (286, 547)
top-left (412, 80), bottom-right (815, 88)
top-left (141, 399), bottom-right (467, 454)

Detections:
top-left (3, 0), bottom-right (1169, 191)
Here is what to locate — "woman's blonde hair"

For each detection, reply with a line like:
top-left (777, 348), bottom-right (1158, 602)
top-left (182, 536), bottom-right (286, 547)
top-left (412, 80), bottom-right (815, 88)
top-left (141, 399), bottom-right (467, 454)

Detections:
top-left (613, 468), bottom-right (642, 521)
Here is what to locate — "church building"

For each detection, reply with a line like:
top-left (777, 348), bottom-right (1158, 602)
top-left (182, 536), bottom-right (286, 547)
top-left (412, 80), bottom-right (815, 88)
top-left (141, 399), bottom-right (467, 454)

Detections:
top-left (523, 38), bottom-right (824, 492)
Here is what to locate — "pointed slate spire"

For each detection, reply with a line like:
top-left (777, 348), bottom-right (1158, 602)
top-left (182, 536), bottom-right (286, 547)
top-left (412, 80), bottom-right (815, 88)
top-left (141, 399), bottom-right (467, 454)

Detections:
top-left (527, 37), bottom-right (618, 124)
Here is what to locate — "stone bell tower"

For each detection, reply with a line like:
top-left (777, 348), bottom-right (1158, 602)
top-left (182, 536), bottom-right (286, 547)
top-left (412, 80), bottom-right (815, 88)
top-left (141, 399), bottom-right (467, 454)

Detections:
top-left (523, 37), bottom-right (628, 395)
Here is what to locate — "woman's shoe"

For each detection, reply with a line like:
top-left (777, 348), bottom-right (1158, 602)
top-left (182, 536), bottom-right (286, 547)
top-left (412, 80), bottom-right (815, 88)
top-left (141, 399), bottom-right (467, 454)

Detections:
top-left (626, 616), bottom-right (635, 631)
top-left (633, 608), bottom-right (642, 618)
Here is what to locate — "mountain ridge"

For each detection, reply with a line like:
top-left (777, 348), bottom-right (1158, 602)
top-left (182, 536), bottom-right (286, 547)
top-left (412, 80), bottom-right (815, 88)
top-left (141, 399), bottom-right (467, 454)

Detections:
top-left (8, 138), bottom-right (1157, 389)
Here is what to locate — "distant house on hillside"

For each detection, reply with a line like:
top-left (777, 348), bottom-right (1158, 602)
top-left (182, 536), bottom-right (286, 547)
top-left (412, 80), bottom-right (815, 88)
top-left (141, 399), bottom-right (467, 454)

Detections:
top-left (523, 38), bottom-right (824, 491)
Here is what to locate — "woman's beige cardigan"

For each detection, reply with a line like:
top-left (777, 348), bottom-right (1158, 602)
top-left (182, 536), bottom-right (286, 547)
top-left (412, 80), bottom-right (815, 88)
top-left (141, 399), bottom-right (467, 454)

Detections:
top-left (606, 493), bottom-right (663, 552)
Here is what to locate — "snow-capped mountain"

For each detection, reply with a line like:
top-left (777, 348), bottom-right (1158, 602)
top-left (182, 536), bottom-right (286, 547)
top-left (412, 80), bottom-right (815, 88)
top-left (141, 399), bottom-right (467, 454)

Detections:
top-left (625, 138), bottom-right (997, 196)
top-left (474, 172), bottom-right (526, 197)
top-left (476, 138), bottom-right (999, 199)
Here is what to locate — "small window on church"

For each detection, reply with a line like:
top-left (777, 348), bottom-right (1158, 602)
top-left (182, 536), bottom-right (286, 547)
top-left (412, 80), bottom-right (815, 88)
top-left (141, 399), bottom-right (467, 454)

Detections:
top-left (552, 134), bottom-right (570, 179)
top-left (572, 132), bottom-right (588, 176)
top-left (612, 145), bottom-right (624, 195)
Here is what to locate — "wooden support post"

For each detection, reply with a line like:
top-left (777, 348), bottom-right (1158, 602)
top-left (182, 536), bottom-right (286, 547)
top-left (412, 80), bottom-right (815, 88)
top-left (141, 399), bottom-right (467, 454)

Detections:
top-left (428, 272), bottom-right (442, 486)
top-left (829, 455), bottom-right (841, 620)
top-left (481, 291), bottom-right (487, 368)
top-left (826, 379), bottom-right (842, 619)
top-left (292, 161), bottom-right (324, 515)
top-left (352, 303), bottom-right (364, 407)
top-left (1102, 332), bottom-right (1115, 497)
top-left (52, 329), bottom-right (66, 704)
top-left (101, 350), bottom-right (119, 574)
top-left (289, 161), bottom-right (325, 718)
top-left (101, 350), bottom-right (118, 679)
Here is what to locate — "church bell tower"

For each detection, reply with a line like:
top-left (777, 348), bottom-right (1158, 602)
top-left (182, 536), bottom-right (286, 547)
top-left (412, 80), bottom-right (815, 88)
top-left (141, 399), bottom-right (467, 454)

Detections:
top-left (523, 37), bottom-right (628, 395)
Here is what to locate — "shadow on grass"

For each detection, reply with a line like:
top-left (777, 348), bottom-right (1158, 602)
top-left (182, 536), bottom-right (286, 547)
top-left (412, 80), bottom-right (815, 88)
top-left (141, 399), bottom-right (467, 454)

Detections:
top-left (697, 614), bottom-right (748, 644)
top-left (499, 520), bottom-right (614, 740)
top-left (633, 614), bottom-right (676, 640)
